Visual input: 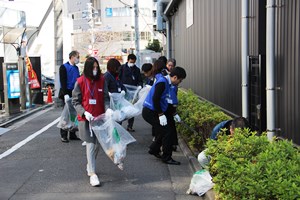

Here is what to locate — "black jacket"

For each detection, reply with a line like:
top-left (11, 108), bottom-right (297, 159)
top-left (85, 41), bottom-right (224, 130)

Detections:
top-left (118, 63), bottom-right (143, 87)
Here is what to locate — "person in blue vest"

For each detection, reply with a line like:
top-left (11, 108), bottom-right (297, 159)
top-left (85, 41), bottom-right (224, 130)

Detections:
top-left (141, 63), bottom-right (154, 86)
top-left (118, 54), bottom-right (143, 132)
top-left (197, 117), bottom-right (250, 168)
top-left (142, 63), bottom-right (187, 165)
top-left (104, 58), bottom-right (126, 93)
top-left (58, 50), bottom-right (81, 143)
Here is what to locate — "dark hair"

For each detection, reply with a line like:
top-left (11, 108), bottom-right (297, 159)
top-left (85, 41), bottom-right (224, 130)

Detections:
top-left (83, 57), bottom-right (101, 80)
top-left (107, 58), bottom-right (121, 72)
top-left (231, 117), bottom-right (250, 130)
top-left (69, 50), bottom-right (79, 59)
top-left (158, 56), bottom-right (167, 65)
top-left (167, 58), bottom-right (176, 67)
top-left (152, 60), bottom-right (165, 75)
top-left (127, 54), bottom-right (137, 61)
top-left (141, 63), bottom-right (152, 73)
top-left (170, 66), bottom-right (187, 79)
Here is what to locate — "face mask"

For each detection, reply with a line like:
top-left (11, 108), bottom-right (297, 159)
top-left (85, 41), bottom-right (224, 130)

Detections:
top-left (93, 70), bottom-right (97, 76)
top-left (128, 63), bottom-right (135, 67)
top-left (74, 58), bottom-right (79, 64)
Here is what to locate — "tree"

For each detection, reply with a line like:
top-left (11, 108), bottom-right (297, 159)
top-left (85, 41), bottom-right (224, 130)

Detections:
top-left (146, 39), bottom-right (162, 52)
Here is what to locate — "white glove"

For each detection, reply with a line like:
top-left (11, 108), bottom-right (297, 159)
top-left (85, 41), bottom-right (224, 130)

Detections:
top-left (137, 86), bottom-right (142, 90)
top-left (121, 90), bottom-right (126, 96)
top-left (84, 111), bottom-right (94, 122)
top-left (108, 92), bottom-right (112, 97)
top-left (159, 114), bottom-right (167, 126)
top-left (64, 94), bottom-right (70, 103)
top-left (173, 114), bottom-right (181, 123)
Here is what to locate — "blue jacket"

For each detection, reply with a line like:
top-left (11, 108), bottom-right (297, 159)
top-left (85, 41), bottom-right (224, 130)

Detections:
top-left (143, 75), bottom-right (170, 112)
top-left (210, 120), bottom-right (232, 140)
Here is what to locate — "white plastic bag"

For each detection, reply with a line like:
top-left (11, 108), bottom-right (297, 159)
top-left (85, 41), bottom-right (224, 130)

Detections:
top-left (109, 92), bottom-right (140, 121)
top-left (186, 169), bottom-right (214, 196)
top-left (57, 98), bottom-right (78, 131)
top-left (133, 85), bottom-right (151, 115)
top-left (91, 114), bottom-right (136, 170)
top-left (123, 84), bottom-right (141, 103)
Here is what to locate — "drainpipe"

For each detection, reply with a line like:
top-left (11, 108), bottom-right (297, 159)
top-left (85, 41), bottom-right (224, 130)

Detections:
top-left (266, 0), bottom-right (276, 141)
top-left (241, 0), bottom-right (249, 119)
top-left (162, 15), bottom-right (171, 59)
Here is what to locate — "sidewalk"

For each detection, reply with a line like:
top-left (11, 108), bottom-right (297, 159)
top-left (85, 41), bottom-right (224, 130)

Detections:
top-left (0, 105), bottom-right (215, 200)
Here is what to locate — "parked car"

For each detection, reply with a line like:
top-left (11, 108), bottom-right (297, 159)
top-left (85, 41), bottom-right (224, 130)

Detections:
top-left (42, 75), bottom-right (55, 96)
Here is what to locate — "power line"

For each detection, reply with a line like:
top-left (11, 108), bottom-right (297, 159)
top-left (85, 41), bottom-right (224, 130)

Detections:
top-left (118, 0), bottom-right (133, 8)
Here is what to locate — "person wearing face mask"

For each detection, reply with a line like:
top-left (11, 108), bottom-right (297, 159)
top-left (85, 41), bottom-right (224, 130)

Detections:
top-left (118, 54), bottom-right (143, 132)
top-left (72, 57), bottom-right (110, 187)
top-left (58, 50), bottom-right (81, 143)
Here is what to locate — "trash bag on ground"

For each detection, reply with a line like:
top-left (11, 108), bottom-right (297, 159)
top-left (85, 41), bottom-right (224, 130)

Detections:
top-left (133, 85), bottom-right (151, 115)
top-left (91, 114), bottom-right (136, 170)
top-left (186, 169), bottom-right (214, 196)
top-left (109, 92), bottom-right (140, 122)
top-left (57, 98), bottom-right (78, 131)
top-left (123, 84), bottom-right (141, 103)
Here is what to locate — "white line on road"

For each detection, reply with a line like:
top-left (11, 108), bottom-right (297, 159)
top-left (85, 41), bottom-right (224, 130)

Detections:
top-left (0, 117), bottom-right (61, 160)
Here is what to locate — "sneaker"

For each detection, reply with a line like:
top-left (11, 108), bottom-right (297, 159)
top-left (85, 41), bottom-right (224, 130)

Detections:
top-left (82, 141), bottom-right (87, 146)
top-left (90, 174), bottom-right (100, 187)
top-left (61, 138), bottom-right (69, 143)
top-left (126, 127), bottom-right (135, 132)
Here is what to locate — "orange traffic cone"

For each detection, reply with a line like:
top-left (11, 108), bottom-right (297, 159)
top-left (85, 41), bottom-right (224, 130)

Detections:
top-left (47, 86), bottom-right (53, 103)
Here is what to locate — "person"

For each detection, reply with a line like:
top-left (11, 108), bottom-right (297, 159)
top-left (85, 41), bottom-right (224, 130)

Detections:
top-left (72, 57), bottom-right (110, 187)
top-left (142, 65), bottom-right (187, 165)
top-left (197, 117), bottom-right (250, 168)
top-left (118, 54), bottom-right (143, 132)
top-left (58, 50), bottom-right (80, 143)
top-left (162, 58), bottom-right (176, 76)
top-left (104, 58), bottom-right (126, 93)
top-left (141, 63), bottom-right (154, 86)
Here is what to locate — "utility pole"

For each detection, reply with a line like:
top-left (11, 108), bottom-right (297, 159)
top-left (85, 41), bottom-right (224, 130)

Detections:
top-left (134, 0), bottom-right (140, 67)
top-left (87, 3), bottom-right (95, 49)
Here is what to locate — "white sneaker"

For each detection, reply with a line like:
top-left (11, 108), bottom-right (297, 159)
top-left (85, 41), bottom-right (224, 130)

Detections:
top-left (82, 141), bottom-right (87, 146)
top-left (90, 174), bottom-right (100, 187)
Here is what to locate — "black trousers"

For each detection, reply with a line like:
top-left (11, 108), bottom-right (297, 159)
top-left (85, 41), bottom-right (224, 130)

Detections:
top-left (142, 107), bottom-right (172, 161)
top-left (127, 117), bottom-right (134, 128)
top-left (165, 107), bottom-right (179, 146)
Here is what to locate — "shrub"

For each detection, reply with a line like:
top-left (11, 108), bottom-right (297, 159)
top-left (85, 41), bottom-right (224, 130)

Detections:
top-left (206, 129), bottom-right (300, 200)
top-left (176, 89), bottom-right (231, 152)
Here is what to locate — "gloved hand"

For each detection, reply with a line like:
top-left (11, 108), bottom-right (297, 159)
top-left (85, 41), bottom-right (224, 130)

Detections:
top-left (137, 86), bottom-right (142, 90)
top-left (173, 114), bottom-right (181, 123)
top-left (64, 94), bottom-right (70, 103)
top-left (108, 92), bottom-right (112, 97)
top-left (84, 111), bottom-right (94, 122)
top-left (159, 114), bottom-right (167, 126)
top-left (105, 108), bottom-right (114, 117)
top-left (121, 90), bottom-right (126, 96)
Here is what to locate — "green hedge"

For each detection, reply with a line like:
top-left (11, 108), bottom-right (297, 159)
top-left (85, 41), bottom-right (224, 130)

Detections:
top-left (206, 129), bottom-right (300, 200)
top-left (176, 89), bottom-right (231, 152)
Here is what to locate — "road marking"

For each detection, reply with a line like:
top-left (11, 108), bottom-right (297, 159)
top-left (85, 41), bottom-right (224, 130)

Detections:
top-left (0, 127), bottom-right (10, 136)
top-left (0, 117), bottom-right (60, 160)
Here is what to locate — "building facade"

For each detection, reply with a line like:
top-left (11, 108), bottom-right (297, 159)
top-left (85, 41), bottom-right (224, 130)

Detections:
top-left (164, 0), bottom-right (300, 144)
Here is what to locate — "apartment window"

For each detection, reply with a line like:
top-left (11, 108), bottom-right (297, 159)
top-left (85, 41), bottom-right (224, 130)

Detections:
top-left (140, 32), bottom-right (151, 40)
top-left (112, 7), bottom-right (131, 17)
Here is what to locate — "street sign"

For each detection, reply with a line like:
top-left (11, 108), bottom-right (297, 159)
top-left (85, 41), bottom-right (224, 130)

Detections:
top-left (93, 49), bottom-right (98, 56)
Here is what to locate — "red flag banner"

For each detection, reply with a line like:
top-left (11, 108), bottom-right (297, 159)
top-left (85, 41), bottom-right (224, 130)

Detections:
top-left (25, 56), bottom-right (41, 89)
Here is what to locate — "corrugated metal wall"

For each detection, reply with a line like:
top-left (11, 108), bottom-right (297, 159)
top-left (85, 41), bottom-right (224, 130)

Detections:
top-left (170, 0), bottom-right (300, 144)
top-left (172, 0), bottom-right (243, 115)
top-left (275, 0), bottom-right (300, 143)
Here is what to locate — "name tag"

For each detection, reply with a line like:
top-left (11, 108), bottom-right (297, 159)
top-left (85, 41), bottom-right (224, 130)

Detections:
top-left (89, 99), bottom-right (96, 105)
top-left (167, 98), bottom-right (173, 104)
top-left (98, 89), bottom-right (103, 92)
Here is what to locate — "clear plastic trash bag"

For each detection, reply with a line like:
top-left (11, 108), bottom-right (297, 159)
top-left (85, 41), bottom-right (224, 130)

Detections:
top-left (123, 84), bottom-right (141, 103)
top-left (186, 169), bottom-right (214, 196)
top-left (57, 98), bottom-right (78, 131)
top-left (133, 85), bottom-right (151, 115)
top-left (91, 114), bottom-right (136, 170)
top-left (109, 92), bottom-right (140, 122)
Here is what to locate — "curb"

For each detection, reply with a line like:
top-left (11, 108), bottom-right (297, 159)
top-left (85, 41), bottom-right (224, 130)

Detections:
top-left (0, 103), bottom-right (53, 128)
top-left (178, 136), bottom-right (215, 200)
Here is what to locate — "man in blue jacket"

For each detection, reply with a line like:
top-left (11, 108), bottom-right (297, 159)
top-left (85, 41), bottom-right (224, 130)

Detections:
top-left (58, 50), bottom-right (80, 143)
top-left (142, 64), bottom-right (186, 165)
top-left (119, 54), bottom-right (143, 132)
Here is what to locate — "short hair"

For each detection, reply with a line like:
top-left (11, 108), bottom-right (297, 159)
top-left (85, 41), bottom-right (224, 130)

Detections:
top-left (107, 58), bottom-right (121, 71)
top-left (69, 50), bottom-right (79, 59)
top-left (170, 66), bottom-right (186, 79)
top-left (158, 56), bottom-right (167, 66)
top-left (167, 58), bottom-right (176, 67)
top-left (127, 54), bottom-right (137, 61)
top-left (152, 60), bottom-right (165, 75)
top-left (141, 63), bottom-right (152, 73)
top-left (83, 57), bottom-right (101, 80)
top-left (231, 117), bottom-right (250, 130)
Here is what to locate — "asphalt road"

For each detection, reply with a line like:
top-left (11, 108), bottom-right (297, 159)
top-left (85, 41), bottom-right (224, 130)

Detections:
top-left (0, 106), bottom-right (203, 200)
